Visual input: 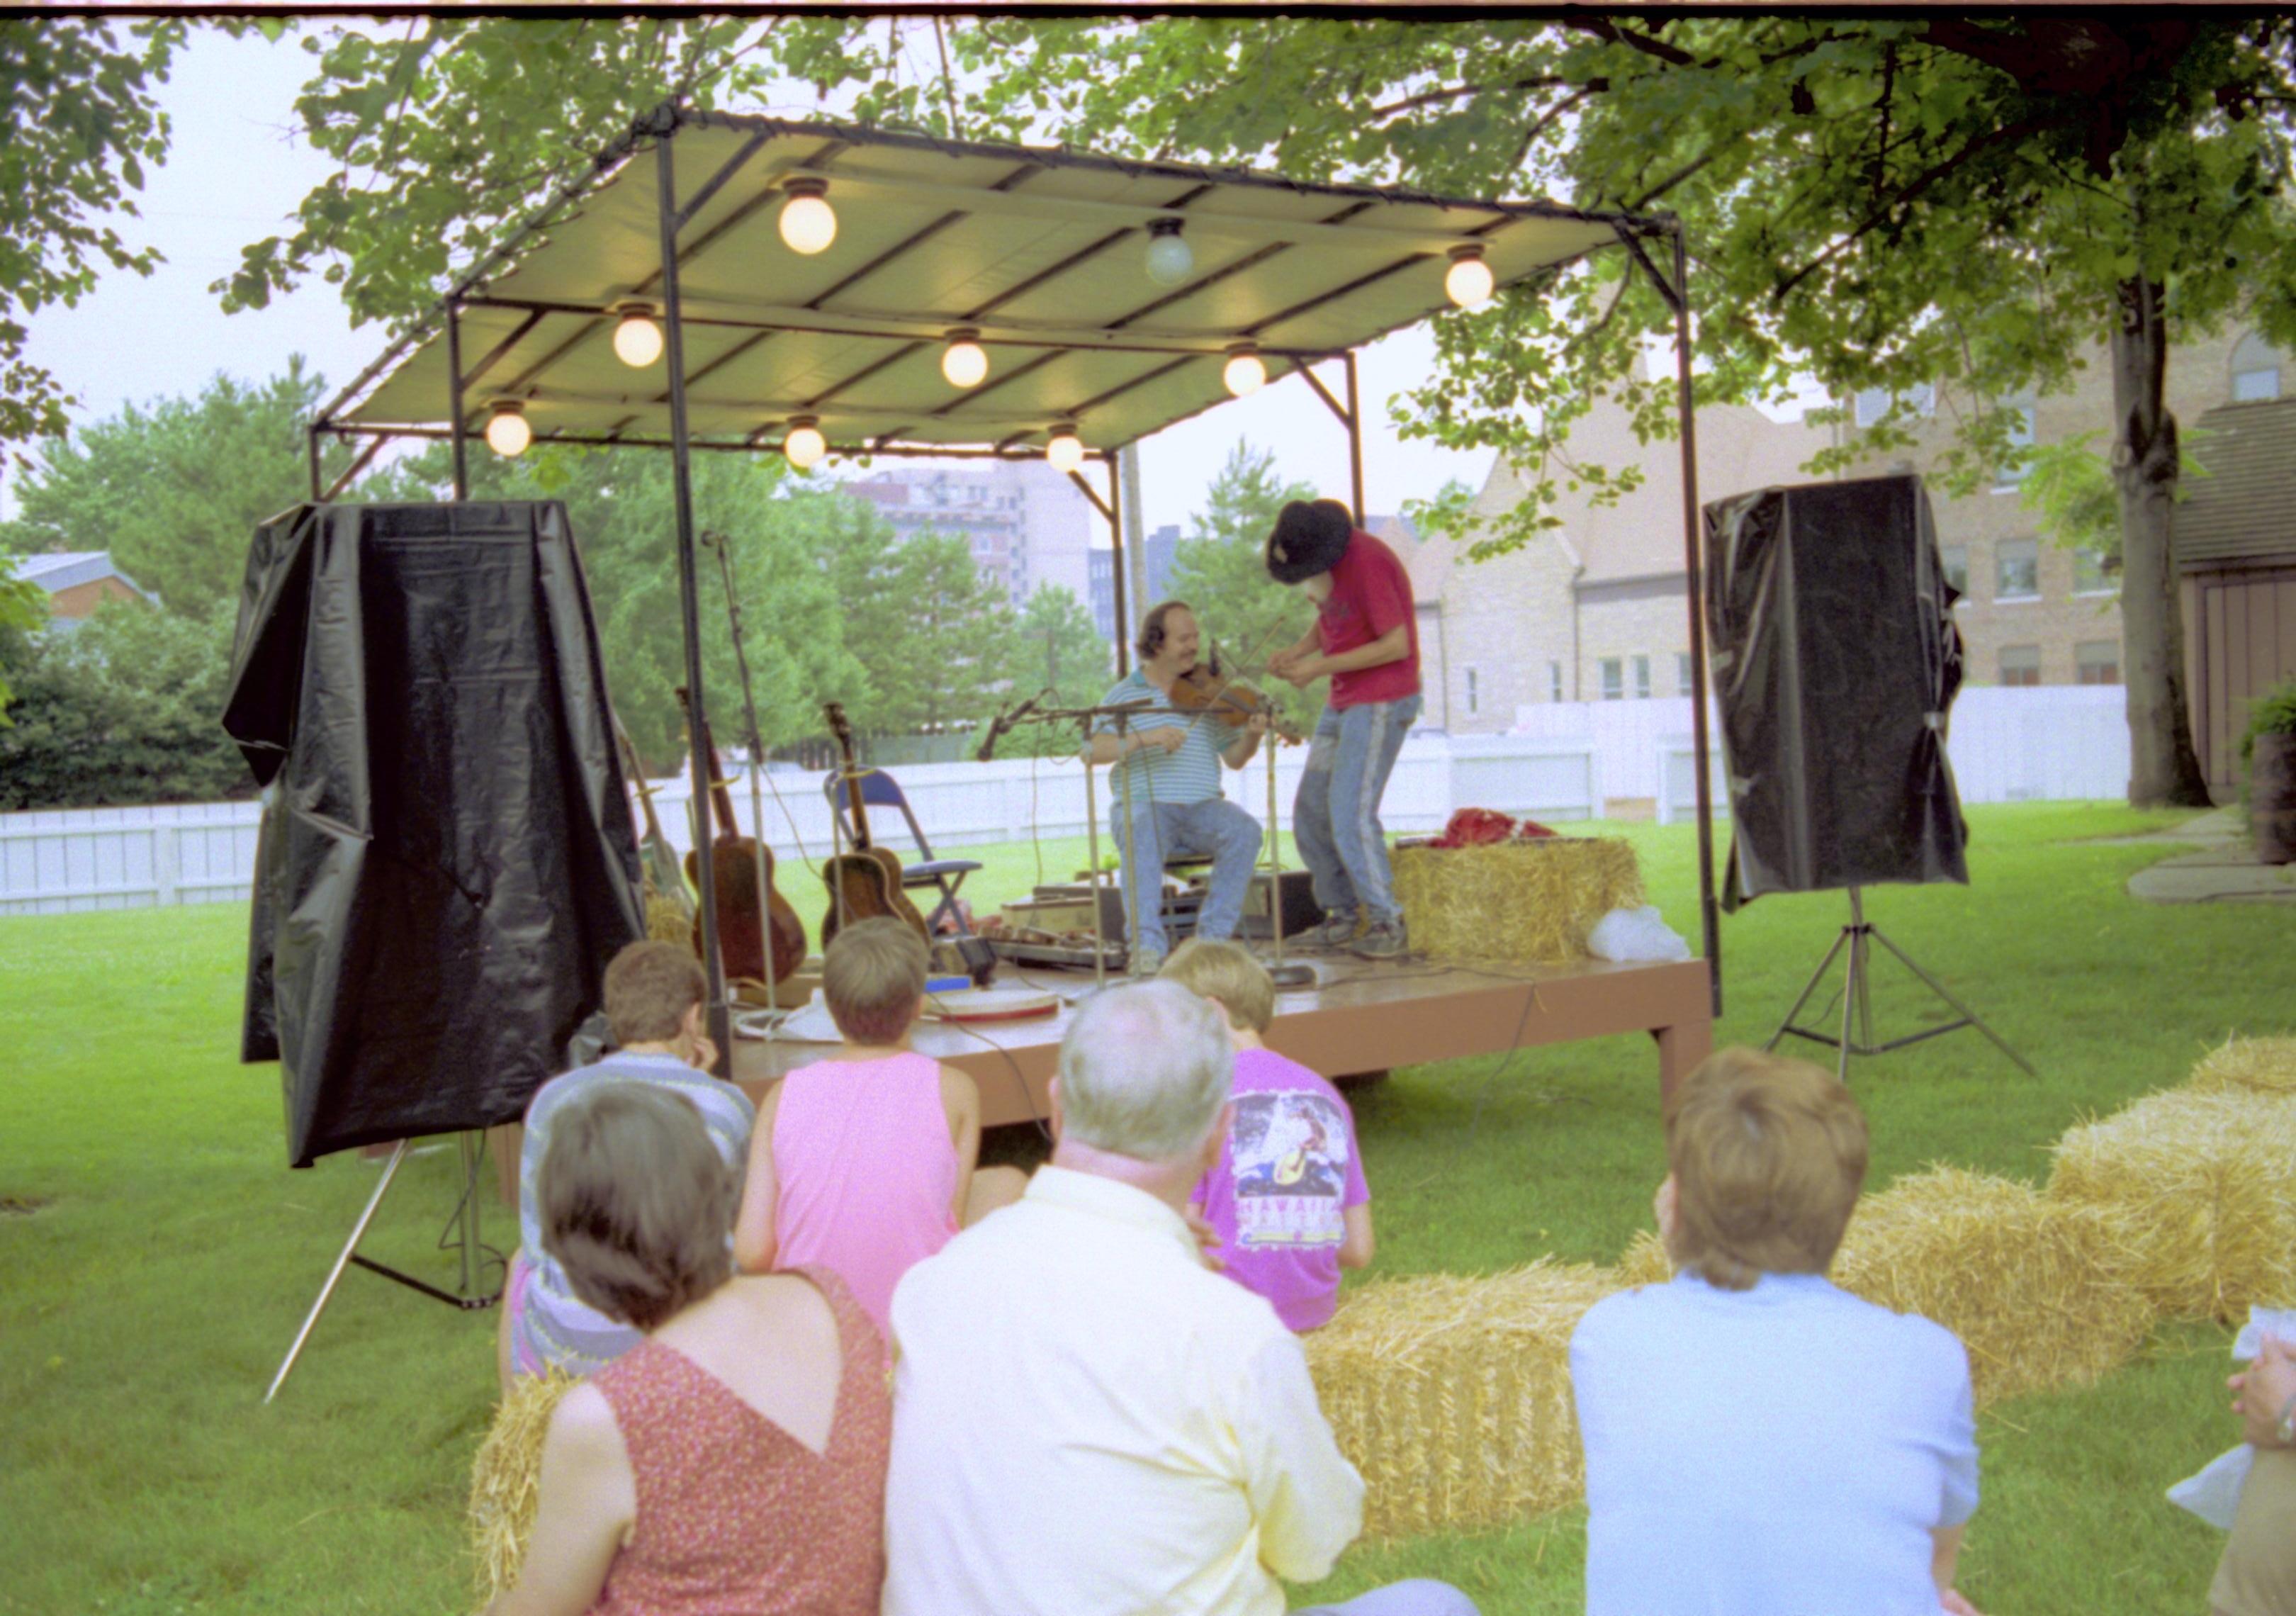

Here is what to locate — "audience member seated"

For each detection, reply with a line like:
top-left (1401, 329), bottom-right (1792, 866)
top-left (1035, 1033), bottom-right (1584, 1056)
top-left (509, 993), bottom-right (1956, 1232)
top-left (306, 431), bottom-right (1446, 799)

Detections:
top-left (2212, 1333), bottom-right (2296, 1615)
top-left (733, 918), bottom-right (1024, 1334)
top-left (1159, 938), bottom-right (1373, 1331)
top-left (500, 941), bottom-right (753, 1387)
top-left (485, 1083), bottom-right (887, 1616)
top-left (1570, 1047), bottom-right (1983, 1616)
top-left (880, 980), bottom-right (1477, 1616)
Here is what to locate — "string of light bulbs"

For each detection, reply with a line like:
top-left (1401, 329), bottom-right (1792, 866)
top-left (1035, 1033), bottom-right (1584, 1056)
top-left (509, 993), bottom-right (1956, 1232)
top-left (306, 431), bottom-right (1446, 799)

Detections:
top-left (478, 179), bottom-right (1497, 460)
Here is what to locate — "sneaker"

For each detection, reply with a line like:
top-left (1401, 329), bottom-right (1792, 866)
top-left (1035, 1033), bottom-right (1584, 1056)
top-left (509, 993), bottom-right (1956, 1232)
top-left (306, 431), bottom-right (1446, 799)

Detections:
top-left (1130, 946), bottom-right (1167, 979)
top-left (1312, 909), bottom-right (1361, 949)
top-left (1350, 918), bottom-right (1409, 961)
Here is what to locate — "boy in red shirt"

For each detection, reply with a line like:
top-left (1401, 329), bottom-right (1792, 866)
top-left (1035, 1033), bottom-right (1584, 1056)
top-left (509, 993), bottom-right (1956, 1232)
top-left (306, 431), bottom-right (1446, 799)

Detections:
top-left (1265, 499), bottom-right (1423, 960)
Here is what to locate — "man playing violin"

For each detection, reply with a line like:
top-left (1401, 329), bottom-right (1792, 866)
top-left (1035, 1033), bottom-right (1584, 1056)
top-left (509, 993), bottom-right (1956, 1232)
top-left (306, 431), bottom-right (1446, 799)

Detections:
top-left (1086, 600), bottom-right (1271, 977)
top-left (1265, 499), bottom-right (1422, 962)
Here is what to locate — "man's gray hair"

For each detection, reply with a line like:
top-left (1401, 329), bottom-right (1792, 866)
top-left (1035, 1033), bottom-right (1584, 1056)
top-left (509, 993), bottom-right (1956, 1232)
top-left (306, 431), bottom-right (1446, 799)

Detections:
top-left (1057, 981), bottom-right (1234, 1161)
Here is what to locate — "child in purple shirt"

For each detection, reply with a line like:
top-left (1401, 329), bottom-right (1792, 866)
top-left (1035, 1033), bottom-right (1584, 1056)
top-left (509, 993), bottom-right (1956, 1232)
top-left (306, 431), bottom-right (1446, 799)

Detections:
top-left (1159, 939), bottom-right (1373, 1330)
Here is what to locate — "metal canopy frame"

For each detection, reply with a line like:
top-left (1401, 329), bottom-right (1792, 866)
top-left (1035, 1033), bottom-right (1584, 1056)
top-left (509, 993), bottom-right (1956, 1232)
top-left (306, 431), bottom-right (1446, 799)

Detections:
top-left (310, 102), bottom-right (1722, 1056)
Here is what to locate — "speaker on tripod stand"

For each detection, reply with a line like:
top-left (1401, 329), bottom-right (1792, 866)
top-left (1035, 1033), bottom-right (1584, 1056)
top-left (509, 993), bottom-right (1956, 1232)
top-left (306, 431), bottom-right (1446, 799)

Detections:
top-left (1703, 473), bottom-right (2031, 1079)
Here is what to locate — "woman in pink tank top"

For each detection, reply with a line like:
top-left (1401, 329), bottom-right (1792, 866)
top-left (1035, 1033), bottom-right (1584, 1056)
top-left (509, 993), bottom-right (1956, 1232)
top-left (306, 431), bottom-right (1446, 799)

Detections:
top-left (488, 1084), bottom-right (888, 1616)
top-left (733, 920), bottom-right (1025, 1334)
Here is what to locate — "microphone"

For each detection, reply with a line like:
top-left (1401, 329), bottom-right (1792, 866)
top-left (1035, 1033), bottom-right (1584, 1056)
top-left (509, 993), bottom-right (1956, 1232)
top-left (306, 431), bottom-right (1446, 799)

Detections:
top-left (974, 696), bottom-right (1040, 763)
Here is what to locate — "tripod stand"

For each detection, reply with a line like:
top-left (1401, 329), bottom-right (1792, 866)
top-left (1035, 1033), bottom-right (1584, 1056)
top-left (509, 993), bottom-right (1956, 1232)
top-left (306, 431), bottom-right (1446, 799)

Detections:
top-left (1765, 887), bottom-right (2033, 1081)
top-left (266, 1130), bottom-right (503, 1403)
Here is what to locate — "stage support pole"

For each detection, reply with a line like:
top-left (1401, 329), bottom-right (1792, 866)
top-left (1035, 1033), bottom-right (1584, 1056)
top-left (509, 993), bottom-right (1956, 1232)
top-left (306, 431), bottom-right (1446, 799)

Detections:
top-left (1343, 351), bottom-right (1367, 524)
top-left (445, 300), bottom-right (471, 502)
top-left (305, 425), bottom-right (323, 501)
top-left (1106, 452), bottom-right (1130, 678)
top-left (1666, 225), bottom-right (1721, 1018)
top-left (266, 1140), bottom-right (410, 1403)
top-left (653, 117), bottom-right (733, 1068)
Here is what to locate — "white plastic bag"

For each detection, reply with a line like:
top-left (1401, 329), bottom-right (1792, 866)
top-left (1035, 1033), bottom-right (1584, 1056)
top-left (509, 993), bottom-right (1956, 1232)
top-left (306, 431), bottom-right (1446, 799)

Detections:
top-left (2167, 1306), bottom-right (2296, 1529)
top-left (1587, 905), bottom-right (1692, 963)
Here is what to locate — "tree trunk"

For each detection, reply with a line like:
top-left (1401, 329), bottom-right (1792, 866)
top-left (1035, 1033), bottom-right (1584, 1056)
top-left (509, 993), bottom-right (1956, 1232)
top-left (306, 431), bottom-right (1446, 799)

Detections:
top-left (2109, 272), bottom-right (2213, 807)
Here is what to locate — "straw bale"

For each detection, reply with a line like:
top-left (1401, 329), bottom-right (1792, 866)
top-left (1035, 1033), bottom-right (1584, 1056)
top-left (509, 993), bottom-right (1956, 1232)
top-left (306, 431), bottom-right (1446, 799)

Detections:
top-left (645, 892), bottom-right (694, 947)
top-left (2047, 1089), bottom-right (2296, 1323)
top-left (469, 1371), bottom-right (578, 1606)
top-left (1832, 1167), bottom-right (2152, 1405)
top-left (2187, 1036), bottom-right (2296, 1098)
top-left (1611, 1228), bottom-right (1675, 1289)
top-left (1305, 1261), bottom-right (1620, 1539)
top-left (1391, 840), bottom-right (1643, 965)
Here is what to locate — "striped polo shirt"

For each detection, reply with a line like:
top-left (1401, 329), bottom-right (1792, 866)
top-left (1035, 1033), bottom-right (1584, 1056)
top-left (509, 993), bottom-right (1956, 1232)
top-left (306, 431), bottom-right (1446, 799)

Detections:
top-left (1093, 668), bottom-right (1228, 809)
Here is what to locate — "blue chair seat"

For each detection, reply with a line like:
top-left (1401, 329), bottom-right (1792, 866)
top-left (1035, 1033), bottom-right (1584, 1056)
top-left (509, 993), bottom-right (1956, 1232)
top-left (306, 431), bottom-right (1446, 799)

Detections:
top-left (901, 858), bottom-right (982, 882)
top-left (824, 764), bottom-right (980, 934)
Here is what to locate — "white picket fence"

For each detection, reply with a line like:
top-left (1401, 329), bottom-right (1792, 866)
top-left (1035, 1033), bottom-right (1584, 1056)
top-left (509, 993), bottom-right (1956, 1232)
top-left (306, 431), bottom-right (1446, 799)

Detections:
top-left (0, 685), bottom-right (2132, 915)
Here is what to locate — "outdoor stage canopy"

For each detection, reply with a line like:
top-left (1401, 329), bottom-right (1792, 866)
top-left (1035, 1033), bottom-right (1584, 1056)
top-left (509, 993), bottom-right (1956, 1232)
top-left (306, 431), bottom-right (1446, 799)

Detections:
top-left (308, 101), bottom-right (1721, 1052)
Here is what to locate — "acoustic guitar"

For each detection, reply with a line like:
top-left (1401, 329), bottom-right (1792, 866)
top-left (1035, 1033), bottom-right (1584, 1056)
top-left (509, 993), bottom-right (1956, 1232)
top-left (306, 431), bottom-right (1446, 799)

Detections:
top-left (820, 701), bottom-right (930, 949)
top-left (615, 718), bottom-right (693, 926)
top-left (676, 688), bottom-right (808, 987)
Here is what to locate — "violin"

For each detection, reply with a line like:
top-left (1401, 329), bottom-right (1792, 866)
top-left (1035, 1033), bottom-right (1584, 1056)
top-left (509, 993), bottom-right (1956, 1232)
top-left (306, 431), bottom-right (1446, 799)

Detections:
top-left (1167, 658), bottom-right (1305, 744)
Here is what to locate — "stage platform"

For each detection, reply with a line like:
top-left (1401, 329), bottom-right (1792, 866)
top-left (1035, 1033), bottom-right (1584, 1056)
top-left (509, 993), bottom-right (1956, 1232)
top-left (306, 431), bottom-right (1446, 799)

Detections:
top-left (731, 953), bottom-right (1714, 1127)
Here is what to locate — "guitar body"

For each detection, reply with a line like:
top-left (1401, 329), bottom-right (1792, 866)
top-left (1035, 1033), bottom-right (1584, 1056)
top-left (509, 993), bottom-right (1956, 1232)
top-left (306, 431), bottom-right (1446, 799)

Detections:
top-left (819, 701), bottom-right (932, 950)
top-left (687, 838), bottom-right (809, 984)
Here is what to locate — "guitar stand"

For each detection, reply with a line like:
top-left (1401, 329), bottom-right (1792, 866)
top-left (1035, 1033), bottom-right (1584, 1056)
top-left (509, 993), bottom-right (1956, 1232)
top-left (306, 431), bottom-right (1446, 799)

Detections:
top-left (1764, 887), bottom-right (2035, 1082)
top-left (266, 1131), bottom-right (503, 1403)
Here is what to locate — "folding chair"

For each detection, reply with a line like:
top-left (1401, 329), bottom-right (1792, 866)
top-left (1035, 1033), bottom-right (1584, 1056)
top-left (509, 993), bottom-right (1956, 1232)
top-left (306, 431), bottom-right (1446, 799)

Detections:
top-left (823, 767), bottom-right (984, 935)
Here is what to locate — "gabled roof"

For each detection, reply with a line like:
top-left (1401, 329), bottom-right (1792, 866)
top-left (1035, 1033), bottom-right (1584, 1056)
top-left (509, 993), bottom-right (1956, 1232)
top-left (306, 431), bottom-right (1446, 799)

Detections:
top-left (8, 551), bottom-right (154, 601)
top-left (320, 111), bottom-right (1658, 464)
top-left (2180, 398), bottom-right (2296, 569)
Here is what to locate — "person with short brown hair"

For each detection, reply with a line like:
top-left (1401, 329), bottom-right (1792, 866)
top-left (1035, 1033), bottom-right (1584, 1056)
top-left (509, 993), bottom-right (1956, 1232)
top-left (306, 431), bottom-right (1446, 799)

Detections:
top-left (485, 1082), bottom-right (890, 1616)
top-left (1570, 1048), bottom-right (1983, 1616)
top-left (499, 939), bottom-right (753, 1388)
top-left (1159, 939), bottom-right (1373, 1331)
top-left (734, 919), bottom-right (1024, 1335)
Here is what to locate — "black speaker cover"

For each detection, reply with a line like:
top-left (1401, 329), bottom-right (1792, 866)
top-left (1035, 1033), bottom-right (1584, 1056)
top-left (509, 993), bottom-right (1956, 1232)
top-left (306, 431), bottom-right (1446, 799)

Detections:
top-left (224, 502), bottom-right (644, 1166)
top-left (1703, 475), bottom-right (1968, 907)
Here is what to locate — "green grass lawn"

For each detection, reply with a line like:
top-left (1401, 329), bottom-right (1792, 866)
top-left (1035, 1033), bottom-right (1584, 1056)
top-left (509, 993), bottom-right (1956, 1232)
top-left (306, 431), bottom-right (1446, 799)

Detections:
top-left (1, 802), bottom-right (2284, 1615)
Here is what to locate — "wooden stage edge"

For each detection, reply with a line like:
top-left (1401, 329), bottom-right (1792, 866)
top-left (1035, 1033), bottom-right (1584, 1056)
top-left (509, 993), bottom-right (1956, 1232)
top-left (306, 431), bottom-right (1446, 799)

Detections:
top-left (731, 953), bottom-right (1715, 1129)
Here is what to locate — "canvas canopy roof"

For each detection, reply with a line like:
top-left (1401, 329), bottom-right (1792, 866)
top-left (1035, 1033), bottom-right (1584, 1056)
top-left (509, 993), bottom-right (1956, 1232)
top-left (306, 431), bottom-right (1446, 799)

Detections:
top-left (322, 112), bottom-right (1653, 460)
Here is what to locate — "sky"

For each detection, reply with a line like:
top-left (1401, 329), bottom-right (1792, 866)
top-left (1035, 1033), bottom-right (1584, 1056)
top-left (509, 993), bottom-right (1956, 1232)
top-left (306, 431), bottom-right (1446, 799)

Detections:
top-left (11, 26), bottom-right (1499, 537)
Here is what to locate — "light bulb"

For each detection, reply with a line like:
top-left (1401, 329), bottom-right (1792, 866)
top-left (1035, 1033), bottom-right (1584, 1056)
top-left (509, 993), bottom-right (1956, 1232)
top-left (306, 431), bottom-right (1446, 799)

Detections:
top-left (1445, 247), bottom-right (1495, 310)
top-left (1144, 221), bottom-right (1193, 286)
top-left (779, 180), bottom-right (837, 255)
top-left (1222, 345), bottom-right (1266, 398)
top-left (484, 403), bottom-right (531, 457)
top-left (612, 304), bottom-right (663, 367)
top-left (942, 328), bottom-right (989, 389)
top-left (1045, 425), bottom-right (1085, 473)
top-left (784, 416), bottom-right (827, 471)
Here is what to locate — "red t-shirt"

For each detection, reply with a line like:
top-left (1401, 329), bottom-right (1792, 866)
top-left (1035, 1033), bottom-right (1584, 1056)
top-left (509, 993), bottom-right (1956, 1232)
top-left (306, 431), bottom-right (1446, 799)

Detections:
top-left (1316, 530), bottom-right (1420, 709)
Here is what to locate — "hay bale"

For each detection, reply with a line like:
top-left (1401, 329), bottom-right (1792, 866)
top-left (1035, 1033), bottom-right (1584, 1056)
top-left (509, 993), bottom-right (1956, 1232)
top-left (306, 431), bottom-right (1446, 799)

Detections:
top-left (1832, 1167), bottom-right (2152, 1405)
top-left (469, 1371), bottom-right (578, 1605)
top-left (2047, 1089), bottom-right (2296, 1323)
top-left (1611, 1228), bottom-right (1675, 1289)
top-left (645, 892), bottom-right (694, 947)
top-left (1305, 1261), bottom-right (1619, 1538)
top-left (2188, 1036), bottom-right (2296, 1098)
top-left (1391, 839), bottom-right (1643, 965)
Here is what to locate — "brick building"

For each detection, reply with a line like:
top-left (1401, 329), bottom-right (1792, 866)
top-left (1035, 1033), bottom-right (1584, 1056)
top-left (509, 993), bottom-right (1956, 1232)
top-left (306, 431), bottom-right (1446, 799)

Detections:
top-left (843, 459), bottom-right (1092, 610)
top-left (1406, 328), bottom-right (2292, 737)
top-left (7, 551), bottom-right (154, 627)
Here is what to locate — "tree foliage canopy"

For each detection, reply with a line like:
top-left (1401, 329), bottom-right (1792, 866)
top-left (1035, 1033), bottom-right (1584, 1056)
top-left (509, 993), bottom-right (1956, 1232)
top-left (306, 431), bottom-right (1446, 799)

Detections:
top-left (1164, 439), bottom-right (1321, 736)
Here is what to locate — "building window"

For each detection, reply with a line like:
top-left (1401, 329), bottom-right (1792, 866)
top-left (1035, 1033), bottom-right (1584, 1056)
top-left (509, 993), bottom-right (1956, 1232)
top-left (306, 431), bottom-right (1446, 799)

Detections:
top-left (1853, 383), bottom-right (1937, 429)
top-left (1550, 661), bottom-right (1564, 702)
top-left (1633, 655), bottom-right (1651, 700)
top-left (2076, 640), bottom-right (2120, 685)
top-left (1993, 401), bottom-right (2037, 489)
top-left (1941, 544), bottom-right (1969, 597)
top-left (1599, 658), bottom-right (1623, 700)
top-left (1677, 652), bottom-right (1694, 696)
top-left (1996, 538), bottom-right (2040, 601)
top-left (1999, 644), bottom-right (2042, 688)
top-left (2073, 549), bottom-right (2114, 595)
top-left (2232, 331), bottom-right (2283, 402)
top-left (1465, 667), bottom-right (1480, 716)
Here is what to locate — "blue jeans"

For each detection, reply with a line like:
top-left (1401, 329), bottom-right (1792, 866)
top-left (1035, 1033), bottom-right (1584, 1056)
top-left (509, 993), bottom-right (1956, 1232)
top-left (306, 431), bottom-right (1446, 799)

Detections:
top-left (1110, 795), bottom-right (1263, 958)
top-left (1295, 695), bottom-right (1421, 926)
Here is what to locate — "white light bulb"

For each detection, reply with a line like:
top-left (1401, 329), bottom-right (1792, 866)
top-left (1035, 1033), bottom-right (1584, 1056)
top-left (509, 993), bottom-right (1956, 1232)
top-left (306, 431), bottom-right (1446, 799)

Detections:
top-left (1144, 228), bottom-right (1193, 287)
top-left (1445, 252), bottom-right (1495, 310)
top-left (779, 191), bottom-right (837, 256)
top-left (612, 309), bottom-right (663, 368)
top-left (1045, 427), bottom-right (1085, 473)
top-left (1223, 349), bottom-right (1266, 398)
top-left (784, 420), bottom-right (827, 471)
top-left (485, 405), bottom-right (531, 457)
top-left (942, 335), bottom-right (989, 389)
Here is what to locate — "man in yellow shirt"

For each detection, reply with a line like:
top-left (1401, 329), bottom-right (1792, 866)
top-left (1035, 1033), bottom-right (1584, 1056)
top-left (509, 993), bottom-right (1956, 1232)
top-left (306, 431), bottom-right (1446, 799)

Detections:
top-left (880, 982), bottom-right (1477, 1616)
